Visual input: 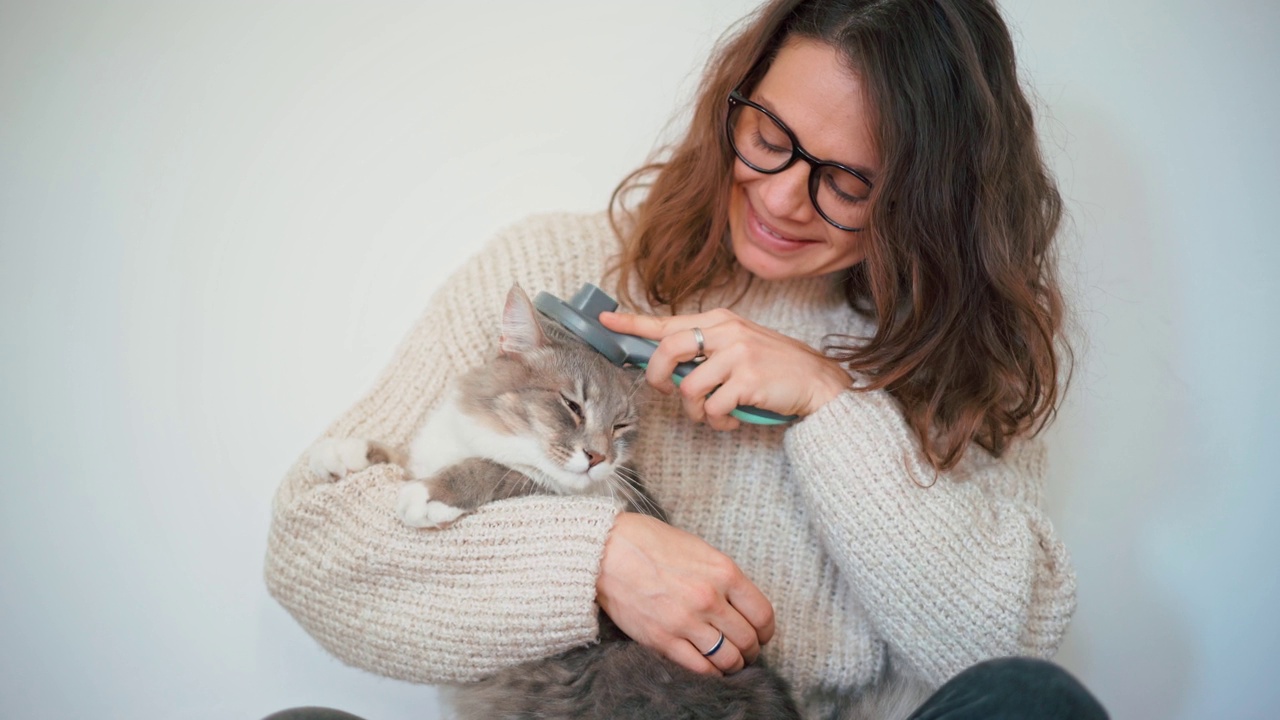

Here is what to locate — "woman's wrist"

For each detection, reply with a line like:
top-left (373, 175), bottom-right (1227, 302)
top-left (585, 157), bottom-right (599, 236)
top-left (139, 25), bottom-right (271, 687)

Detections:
top-left (802, 358), bottom-right (853, 416)
top-left (597, 511), bottom-right (639, 606)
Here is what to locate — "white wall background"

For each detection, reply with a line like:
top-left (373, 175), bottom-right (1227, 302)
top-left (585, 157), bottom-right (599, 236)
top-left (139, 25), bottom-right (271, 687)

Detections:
top-left (1, 1), bottom-right (1276, 718)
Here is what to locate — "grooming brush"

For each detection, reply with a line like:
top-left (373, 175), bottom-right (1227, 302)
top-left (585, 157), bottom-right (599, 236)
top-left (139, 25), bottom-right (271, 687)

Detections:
top-left (534, 283), bottom-right (796, 426)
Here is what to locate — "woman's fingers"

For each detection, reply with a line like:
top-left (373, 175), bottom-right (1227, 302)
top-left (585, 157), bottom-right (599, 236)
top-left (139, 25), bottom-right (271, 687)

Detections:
top-left (599, 309), bottom-right (734, 341)
top-left (603, 309), bottom-right (848, 420)
top-left (727, 579), bottom-right (777, 647)
top-left (702, 378), bottom-right (749, 428)
top-left (596, 514), bottom-right (774, 676)
top-left (603, 311), bottom-right (758, 425)
top-left (693, 627), bottom-right (746, 675)
top-left (705, 412), bottom-right (742, 433)
top-left (601, 310), bottom-right (733, 390)
top-left (646, 325), bottom-right (719, 395)
top-left (664, 638), bottom-right (724, 677)
top-left (670, 351), bottom-right (742, 427)
top-left (597, 310), bottom-right (671, 339)
top-left (690, 557), bottom-right (768, 671)
top-left (672, 344), bottom-right (753, 431)
top-left (712, 604), bottom-right (763, 666)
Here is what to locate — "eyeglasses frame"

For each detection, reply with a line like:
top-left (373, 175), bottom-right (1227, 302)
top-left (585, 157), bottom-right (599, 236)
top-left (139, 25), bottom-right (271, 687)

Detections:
top-left (725, 89), bottom-right (873, 233)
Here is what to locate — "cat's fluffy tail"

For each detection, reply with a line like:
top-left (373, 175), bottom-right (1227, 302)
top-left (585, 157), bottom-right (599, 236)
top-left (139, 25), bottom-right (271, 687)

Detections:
top-left (446, 640), bottom-right (801, 720)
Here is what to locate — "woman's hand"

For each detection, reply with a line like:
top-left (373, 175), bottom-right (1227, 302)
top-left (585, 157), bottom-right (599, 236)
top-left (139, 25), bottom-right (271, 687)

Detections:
top-left (597, 512), bottom-right (775, 676)
top-left (599, 308), bottom-right (852, 431)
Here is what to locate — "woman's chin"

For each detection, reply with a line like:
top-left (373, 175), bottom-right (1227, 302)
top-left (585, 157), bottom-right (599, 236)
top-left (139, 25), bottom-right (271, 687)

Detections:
top-left (731, 231), bottom-right (813, 281)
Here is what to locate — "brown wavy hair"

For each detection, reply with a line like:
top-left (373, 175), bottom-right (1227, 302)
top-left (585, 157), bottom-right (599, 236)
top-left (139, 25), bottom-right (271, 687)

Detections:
top-left (609, 0), bottom-right (1070, 471)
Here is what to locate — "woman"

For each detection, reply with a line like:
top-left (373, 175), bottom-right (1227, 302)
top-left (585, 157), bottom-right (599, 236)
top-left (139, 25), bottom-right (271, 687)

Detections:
top-left (265, 0), bottom-right (1107, 717)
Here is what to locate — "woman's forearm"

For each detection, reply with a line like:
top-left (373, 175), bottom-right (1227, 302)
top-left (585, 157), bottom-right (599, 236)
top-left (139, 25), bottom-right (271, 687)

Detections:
top-left (784, 390), bottom-right (1077, 686)
top-left (266, 458), bottom-right (619, 684)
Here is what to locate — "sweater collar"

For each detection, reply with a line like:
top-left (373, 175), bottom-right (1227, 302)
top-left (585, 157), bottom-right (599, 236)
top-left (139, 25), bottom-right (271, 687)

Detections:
top-left (702, 269), bottom-right (852, 331)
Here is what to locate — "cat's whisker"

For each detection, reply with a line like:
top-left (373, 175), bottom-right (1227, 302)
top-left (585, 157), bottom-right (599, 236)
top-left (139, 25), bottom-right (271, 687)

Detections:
top-left (603, 475), bottom-right (631, 511)
top-left (614, 475), bottom-right (659, 514)
top-left (497, 468), bottom-right (528, 498)
top-left (608, 469), bottom-right (662, 519)
top-left (613, 467), bottom-right (646, 487)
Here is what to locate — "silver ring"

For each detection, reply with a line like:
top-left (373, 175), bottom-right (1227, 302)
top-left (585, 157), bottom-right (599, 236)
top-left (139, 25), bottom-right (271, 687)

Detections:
top-left (692, 326), bottom-right (707, 363)
top-left (701, 631), bottom-right (725, 657)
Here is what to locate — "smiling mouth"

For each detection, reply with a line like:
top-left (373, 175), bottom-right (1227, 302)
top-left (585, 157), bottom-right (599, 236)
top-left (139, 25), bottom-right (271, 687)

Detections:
top-left (746, 200), bottom-right (818, 250)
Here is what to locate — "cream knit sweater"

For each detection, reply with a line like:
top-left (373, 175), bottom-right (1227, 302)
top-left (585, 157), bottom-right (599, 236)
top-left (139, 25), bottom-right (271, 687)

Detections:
top-left (264, 212), bottom-right (1076, 715)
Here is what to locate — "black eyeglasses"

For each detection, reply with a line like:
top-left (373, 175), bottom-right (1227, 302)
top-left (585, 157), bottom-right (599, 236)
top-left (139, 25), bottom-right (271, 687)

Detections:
top-left (725, 89), bottom-right (873, 232)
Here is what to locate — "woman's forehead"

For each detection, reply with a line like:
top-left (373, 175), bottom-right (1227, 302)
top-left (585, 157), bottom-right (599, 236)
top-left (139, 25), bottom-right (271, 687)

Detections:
top-left (754, 38), bottom-right (879, 172)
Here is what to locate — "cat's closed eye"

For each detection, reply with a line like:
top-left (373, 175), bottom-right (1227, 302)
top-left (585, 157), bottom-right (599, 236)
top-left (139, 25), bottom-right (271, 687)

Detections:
top-left (560, 393), bottom-right (584, 422)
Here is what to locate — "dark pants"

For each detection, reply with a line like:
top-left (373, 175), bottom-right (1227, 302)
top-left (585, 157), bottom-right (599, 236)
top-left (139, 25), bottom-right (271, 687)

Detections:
top-left (906, 657), bottom-right (1108, 720)
top-left (265, 656), bottom-right (1108, 720)
top-left (263, 711), bottom-right (365, 720)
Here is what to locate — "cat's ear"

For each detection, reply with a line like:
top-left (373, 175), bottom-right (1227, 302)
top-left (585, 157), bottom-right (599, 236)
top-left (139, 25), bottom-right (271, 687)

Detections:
top-left (499, 284), bottom-right (546, 356)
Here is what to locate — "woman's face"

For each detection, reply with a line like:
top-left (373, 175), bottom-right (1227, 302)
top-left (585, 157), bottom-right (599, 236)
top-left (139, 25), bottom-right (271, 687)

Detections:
top-left (728, 38), bottom-right (880, 281)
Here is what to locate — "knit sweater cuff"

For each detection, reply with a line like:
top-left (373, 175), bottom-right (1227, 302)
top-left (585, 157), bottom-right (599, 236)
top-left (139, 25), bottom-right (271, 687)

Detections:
top-left (265, 460), bottom-right (621, 685)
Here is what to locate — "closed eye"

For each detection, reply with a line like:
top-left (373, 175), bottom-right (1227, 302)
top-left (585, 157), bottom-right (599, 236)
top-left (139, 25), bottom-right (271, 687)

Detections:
top-left (751, 131), bottom-right (788, 155)
top-left (612, 422), bottom-right (633, 436)
top-left (560, 393), bottom-right (584, 421)
top-left (823, 172), bottom-right (866, 205)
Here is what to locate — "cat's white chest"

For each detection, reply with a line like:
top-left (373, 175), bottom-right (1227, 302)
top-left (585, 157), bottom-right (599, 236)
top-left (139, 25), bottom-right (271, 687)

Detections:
top-left (406, 393), bottom-right (543, 480)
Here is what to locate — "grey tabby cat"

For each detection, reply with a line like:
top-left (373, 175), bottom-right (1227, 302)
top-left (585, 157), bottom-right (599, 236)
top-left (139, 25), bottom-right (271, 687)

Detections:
top-left (308, 284), bottom-right (803, 719)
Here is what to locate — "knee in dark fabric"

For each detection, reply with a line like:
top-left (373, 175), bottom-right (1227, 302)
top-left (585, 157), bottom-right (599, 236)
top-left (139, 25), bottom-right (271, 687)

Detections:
top-left (908, 657), bottom-right (1109, 720)
top-left (261, 708), bottom-right (368, 720)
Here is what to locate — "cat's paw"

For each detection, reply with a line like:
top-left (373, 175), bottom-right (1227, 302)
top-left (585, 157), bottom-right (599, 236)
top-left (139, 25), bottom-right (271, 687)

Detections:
top-left (308, 438), bottom-right (379, 481)
top-left (396, 482), bottom-right (465, 529)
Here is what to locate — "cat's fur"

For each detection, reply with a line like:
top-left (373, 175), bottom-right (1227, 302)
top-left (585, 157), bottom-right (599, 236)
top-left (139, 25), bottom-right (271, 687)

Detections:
top-left (307, 284), bottom-right (929, 719)
top-left (307, 284), bottom-right (660, 525)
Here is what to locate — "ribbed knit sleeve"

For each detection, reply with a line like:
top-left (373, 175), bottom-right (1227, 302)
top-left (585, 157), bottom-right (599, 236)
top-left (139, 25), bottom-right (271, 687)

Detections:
top-left (264, 213), bottom-right (625, 684)
top-left (782, 389), bottom-right (1077, 687)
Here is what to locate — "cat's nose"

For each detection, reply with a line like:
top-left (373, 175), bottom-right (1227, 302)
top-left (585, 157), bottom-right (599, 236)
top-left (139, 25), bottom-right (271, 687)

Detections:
top-left (585, 450), bottom-right (605, 468)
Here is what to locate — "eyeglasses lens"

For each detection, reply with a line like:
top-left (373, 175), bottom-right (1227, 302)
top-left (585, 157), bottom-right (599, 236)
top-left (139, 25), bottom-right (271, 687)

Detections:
top-left (728, 103), bottom-right (870, 230)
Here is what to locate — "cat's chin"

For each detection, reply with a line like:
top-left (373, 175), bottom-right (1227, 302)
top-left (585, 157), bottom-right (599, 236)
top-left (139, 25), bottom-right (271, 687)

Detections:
top-left (529, 462), bottom-right (618, 495)
top-left (542, 468), bottom-right (595, 494)
top-left (587, 463), bottom-right (615, 484)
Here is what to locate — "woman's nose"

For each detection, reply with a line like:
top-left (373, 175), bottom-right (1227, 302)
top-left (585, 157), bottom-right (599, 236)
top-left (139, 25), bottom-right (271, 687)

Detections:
top-left (756, 162), bottom-right (814, 223)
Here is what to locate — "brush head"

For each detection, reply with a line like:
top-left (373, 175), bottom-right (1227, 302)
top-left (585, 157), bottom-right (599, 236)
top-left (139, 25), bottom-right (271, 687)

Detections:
top-left (533, 284), bottom-right (656, 367)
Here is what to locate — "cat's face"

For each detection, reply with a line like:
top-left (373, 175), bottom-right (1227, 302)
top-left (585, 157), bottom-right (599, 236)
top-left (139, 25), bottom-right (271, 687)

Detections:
top-left (458, 286), bottom-right (643, 496)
